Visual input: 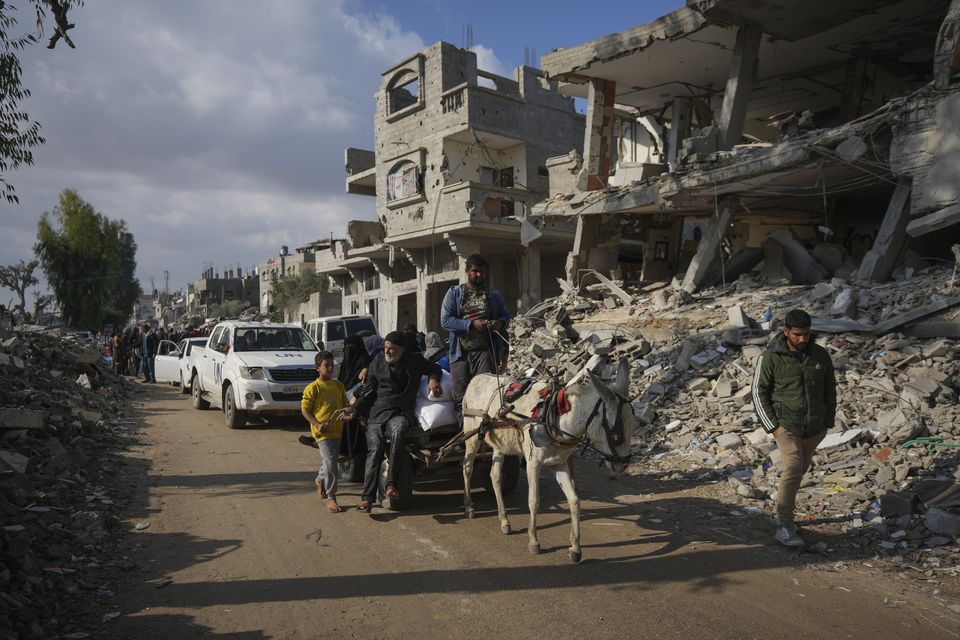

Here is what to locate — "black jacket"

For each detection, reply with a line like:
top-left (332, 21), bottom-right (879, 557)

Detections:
top-left (355, 351), bottom-right (442, 427)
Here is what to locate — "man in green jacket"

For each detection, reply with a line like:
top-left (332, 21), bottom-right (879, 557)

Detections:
top-left (753, 309), bottom-right (836, 547)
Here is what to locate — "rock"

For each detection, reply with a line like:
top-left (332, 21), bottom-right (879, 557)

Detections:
top-left (0, 408), bottom-right (48, 430)
top-left (664, 420), bottom-right (682, 433)
top-left (746, 428), bottom-right (771, 446)
top-left (716, 433), bottom-right (743, 451)
top-left (881, 491), bottom-right (918, 517)
top-left (816, 428), bottom-right (866, 451)
top-left (924, 508), bottom-right (960, 536)
top-left (714, 380), bottom-right (738, 398)
top-left (690, 349), bottom-right (720, 369)
top-left (676, 338), bottom-right (702, 372)
top-left (0, 449), bottom-right (29, 474)
top-left (830, 286), bottom-right (858, 317)
top-left (76, 373), bottom-right (92, 389)
top-left (687, 377), bottom-right (711, 392)
top-left (727, 305), bottom-right (751, 328)
top-left (922, 339), bottom-right (952, 358)
top-left (810, 282), bottom-right (836, 301)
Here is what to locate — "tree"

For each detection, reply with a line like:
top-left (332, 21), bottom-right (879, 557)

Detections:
top-left (0, 258), bottom-right (38, 320)
top-left (270, 270), bottom-right (327, 320)
top-left (34, 188), bottom-right (142, 330)
top-left (0, 1), bottom-right (82, 203)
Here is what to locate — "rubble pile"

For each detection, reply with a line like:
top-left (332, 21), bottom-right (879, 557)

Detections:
top-left (0, 330), bottom-right (137, 639)
top-left (508, 264), bottom-right (960, 564)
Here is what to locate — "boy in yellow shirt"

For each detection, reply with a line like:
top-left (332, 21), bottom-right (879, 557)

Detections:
top-left (301, 351), bottom-right (355, 513)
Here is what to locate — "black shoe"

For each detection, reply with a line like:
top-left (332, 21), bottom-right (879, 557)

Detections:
top-left (298, 435), bottom-right (319, 448)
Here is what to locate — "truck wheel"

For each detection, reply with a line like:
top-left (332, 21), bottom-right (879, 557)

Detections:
top-left (191, 374), bottom-right (209, 410)
top-left (378, 455), bottom-right (414, 510)
top-left (482, 455), bottom-right (521, 497)
top-left (338, 455), bottom-right (365, 483)
top-left (180, 373), bottom-right (190, 395)
top-left (224, 385), bottom-right (246, 429)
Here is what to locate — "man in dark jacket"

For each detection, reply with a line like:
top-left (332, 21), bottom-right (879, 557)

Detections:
top-left (753, 309), bottom-right (836, 547)
top-left (440, 253), bottom-right (510, 431)
top-left (354, 331), bottom-right (442, 512)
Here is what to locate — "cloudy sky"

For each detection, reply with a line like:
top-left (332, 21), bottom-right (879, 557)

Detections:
top-left (2, 0), bottom-right (681, 304)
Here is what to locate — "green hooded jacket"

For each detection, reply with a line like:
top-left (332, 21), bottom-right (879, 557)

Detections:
top-left (752, 333), bottom-right (836, 437)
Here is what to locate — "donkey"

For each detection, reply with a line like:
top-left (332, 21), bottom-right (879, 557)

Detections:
top-left (460, 359), bottom-right (635, 563)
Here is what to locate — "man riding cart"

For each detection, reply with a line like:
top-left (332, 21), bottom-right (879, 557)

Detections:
top-left (353, 331), bottom-right (442, 513)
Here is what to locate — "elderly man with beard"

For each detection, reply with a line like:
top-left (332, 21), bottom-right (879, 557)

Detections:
top-left (353, 331), bottom-right (442, 513)
top-left (753, 309), bottom-right (836, 547)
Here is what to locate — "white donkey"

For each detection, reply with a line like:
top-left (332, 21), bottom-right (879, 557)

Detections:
top-left (460, 360), bottom-right (635, 563)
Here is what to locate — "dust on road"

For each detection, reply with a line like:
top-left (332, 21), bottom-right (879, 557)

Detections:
top-left (102, 385), bottom-right (959, 639)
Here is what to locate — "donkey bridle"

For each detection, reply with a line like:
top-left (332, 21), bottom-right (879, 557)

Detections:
top-left (507, 383), bottom-right (633, 466)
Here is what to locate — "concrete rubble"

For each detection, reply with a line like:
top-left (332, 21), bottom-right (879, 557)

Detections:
top-left (0, 329), bottom-right (139, 639)
top-left (509, 260), bottom-right (960, 591)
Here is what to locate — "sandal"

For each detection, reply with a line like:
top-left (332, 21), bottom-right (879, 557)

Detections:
top-left (315, 478), bottom-right (327, 499)
top-left (326, 500), bottom-right (342, 513)
top-left (384, 485), bottom-right (400, 499)
top-left (355, 501), bottom-right (372, 513)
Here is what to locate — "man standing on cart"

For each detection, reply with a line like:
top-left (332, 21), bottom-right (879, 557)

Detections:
top-left (354, 331), bottom-right (442, 513)
top-left (440, 254), bottom-right (510, 431)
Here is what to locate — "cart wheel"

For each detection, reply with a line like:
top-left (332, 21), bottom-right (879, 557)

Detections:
top-left (378, 455), bottom-right (414, 510)
top-left (338, 454), bottom-right (365, 483)
top-left (482, 455), bottom-right (521, 497)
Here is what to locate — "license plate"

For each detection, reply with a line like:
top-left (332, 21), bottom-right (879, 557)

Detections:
top-left (282, 385), bottom-right (305, 394)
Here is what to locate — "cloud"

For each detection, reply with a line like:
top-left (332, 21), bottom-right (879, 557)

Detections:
top-left (1, 0), bottom-right (432, 300)
top-left (472, 44), bottom-right (510, 78)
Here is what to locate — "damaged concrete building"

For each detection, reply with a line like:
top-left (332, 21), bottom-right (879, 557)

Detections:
top-left (535, 0), bottom-right (960, 294)
top-left (336, 41), bottom-right (585, 334)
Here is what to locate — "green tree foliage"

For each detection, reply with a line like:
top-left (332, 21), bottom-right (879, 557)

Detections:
top-left (0, 258), bottom-right (38, 320)
top-left (270, 270), bottom-right (327, 319)
top-left (0, 1), bottom-right (82, 203)
top-left (34, 188), bottom-right (142, 330)
top-left (207, 300), bottom-right (244, 320)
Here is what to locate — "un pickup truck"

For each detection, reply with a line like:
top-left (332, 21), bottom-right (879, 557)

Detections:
top-left (189, 321), bottom-right (320, 428)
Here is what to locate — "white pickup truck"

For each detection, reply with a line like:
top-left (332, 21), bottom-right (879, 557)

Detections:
top-left (189, 321), bottom-right (320, 428)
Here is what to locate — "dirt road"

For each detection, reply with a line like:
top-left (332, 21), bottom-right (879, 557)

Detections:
top-left (101, 385), bottom-right (958, 639)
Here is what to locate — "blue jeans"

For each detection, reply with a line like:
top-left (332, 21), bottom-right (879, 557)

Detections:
top-left (143, 356), bottom-right (155, 382)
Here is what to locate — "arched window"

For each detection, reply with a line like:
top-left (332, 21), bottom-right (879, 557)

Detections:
top-left (387, 70), bottom-right (420, 115)
top-left (387, 160), bottom-right (420, 201)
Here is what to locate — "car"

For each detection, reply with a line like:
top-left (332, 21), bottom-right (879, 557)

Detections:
top-left (303, 314), bottom-right (378, 362)
top-left (189, 321), bottom-right (320, 428)
top-left (154, 337), bottom-right (209, 393)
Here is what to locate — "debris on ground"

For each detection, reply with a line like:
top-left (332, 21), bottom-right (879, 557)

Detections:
top-left (508, 262), bottom-right (960, 600)
top-left (0, 329), bottom-right (140, 639)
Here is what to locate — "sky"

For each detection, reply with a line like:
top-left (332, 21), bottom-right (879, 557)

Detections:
top-left (1, 0), bottom-right (684, 305)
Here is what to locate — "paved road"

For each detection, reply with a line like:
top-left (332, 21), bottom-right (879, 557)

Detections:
top-left (104, 385), bottom-right (956, 639)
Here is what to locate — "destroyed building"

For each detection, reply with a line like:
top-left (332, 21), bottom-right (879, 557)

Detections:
top-left (336, 41), bottom-right (585, 334)
top-left (256, 239), bottom-right (342, 322)
top-left (187, 266), bottom-right (259, 319)
top-left (535, 0), bottom-right (960, 292)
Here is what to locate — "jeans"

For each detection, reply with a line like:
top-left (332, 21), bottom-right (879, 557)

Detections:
top-left (451, 349), bottom-right (496, 430)
top-left (774, 428), bottom-right (826, 524)
top-left (316, 439), bottom-right (340, 500)
top-left (143, 356), bottom-right (156, 382)
top-left (361, 415), bottom-right (410, 502)
top-left (132, 356), bottom-right (141, 377)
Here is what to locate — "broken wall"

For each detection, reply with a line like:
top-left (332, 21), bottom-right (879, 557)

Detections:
top-left (890, 90), bottom-right (960, 215)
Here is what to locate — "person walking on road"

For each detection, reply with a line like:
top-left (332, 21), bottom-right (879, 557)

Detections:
top-left (753, 309), bottom-right (836, 547)
top-left (440, 254), bottom-right (509, 431)
top-left (353, 331), bottom-right (442, 513)
top-left (301, 351), bottom-right (356, 513)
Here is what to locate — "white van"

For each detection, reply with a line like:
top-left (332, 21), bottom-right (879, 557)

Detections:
top-left (304, 314), bottom-right (378, 362)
